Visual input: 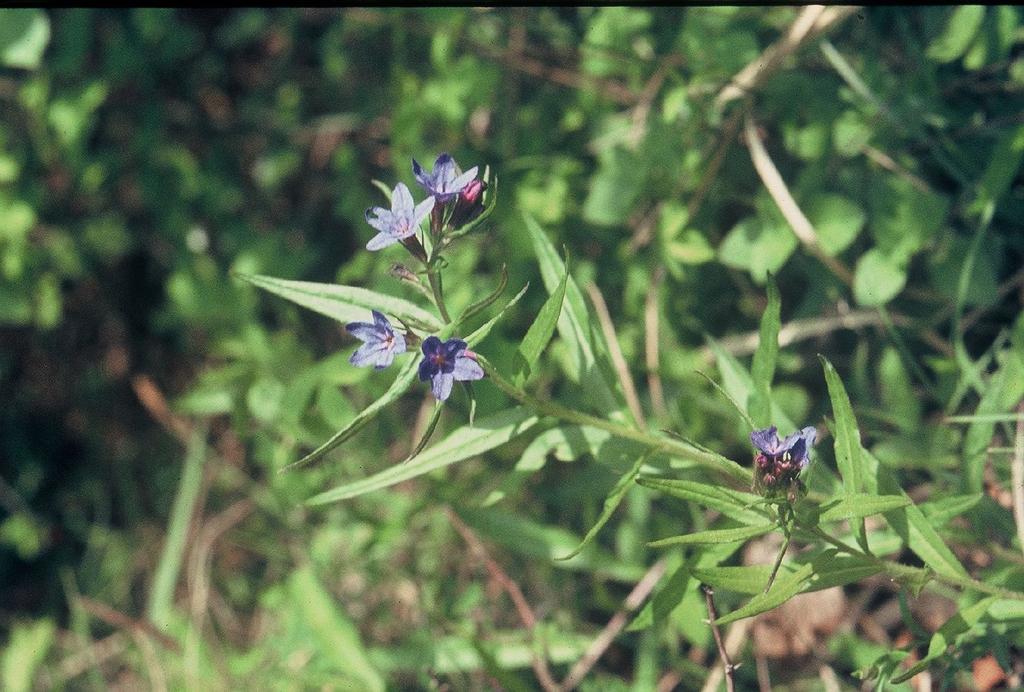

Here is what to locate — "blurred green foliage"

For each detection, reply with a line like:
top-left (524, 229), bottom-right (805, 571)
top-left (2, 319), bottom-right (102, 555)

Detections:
top-left (2, 7), bottom-right (1024, 689)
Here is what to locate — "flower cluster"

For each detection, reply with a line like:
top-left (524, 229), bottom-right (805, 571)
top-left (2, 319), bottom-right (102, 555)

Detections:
top-left (345, 311), bottom-right (482, 401)
top-left (750, 425), bottom-right (817, 494)
top-left (343, 153), bottom-right (488, 402)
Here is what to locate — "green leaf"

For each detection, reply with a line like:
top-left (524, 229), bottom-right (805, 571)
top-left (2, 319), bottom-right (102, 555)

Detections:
top-left (635, 477), bottom-right (768, 525)
top-left (237, 273), bottom-right (443, 332)
top-left (749, 275), bottom-right (780, 427)
top-left (627, 557), bottom-right (692, 632)
top-left (557, 450), bottom-right (651, 560)
top-left (288, 566), bottom-right (385, 692)
top-left (454, 265), bottom-right (509, 326)
top-left (1, 619), bottom-right (55, 692)
top-left (820, 357), bottom-right (864, 495)
top-left (714, 563), bottom-right (815, 626)
top-left (405, 404), bottom-right (443, 462)
top-left (512, 261), bottom-right (568, 387)
top-left (972, 124), bottom-right (1024, 213)
top-left (926, 5), bottom-right (986, 63)
top-left (307, 408), bottom-right (539, 504)
top-left (718, 216), bottom-right (799, 284)
top-left (464, 283), bottom-right (530, 346)
top-left (804, 553), bottom-right (884, 592)
top-left (871, 451), bottom-right (970, 580)
top-left (522, 213), bottom-right (625, 419)
top-left (0, 9), bottom-right (50, 70)
top-left (813, 494), bottom-right (911, 523)
top-left (820, 356), bottom-right (867, 550)
top-left (705, 339), bottom-right (795, 433)
top-left (853, 248), bottom-right (907, 306)
top-left (282, 356), bottom-right (420, 472)
top-left (692, 565), bottom-right (773, 595)
top-left (918, 494), bottom-right (983, 527)
top-left (890, 596), bottom-right (996, 684)
top-left (647, 523), bottom-right (775, 548)
top-left (805, 193), bottom-right (865, 256)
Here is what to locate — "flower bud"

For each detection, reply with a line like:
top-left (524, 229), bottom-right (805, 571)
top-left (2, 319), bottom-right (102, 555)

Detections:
top-left (449, 179), bottom-right (487, 229)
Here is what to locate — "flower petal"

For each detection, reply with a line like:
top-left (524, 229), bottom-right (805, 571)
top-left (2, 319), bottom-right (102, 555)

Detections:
top-left (392, 182), bottom-right (414, 213)
top-left (449, 166), bottom-right (478, 194)
top-left (418, 355), bottom-right (435, 381)
top-left (345, 321), bottom-right (379, 342)
top-left (391, 331), bottom-right (407, 355)
top-left (421, 335), bottom-right (443, 357)
top-left (413, 195), bottom-right (435, 225)
top-left (431, 372), bottom-right (454, 401)
top-left (453, 354), bottom-right (483, 381)
top-left (365, 207), bottom-right (393, 232)
top-left (350, 342), bottom-right (384, 367)
top-left (750, 426), bottom-right (780, 454)
top-left (371, 310), bottom-right (390, 330)
top-left (366, 232), bottom-right (399, 251)
top-left (372, 348), bottom-right (396, 370)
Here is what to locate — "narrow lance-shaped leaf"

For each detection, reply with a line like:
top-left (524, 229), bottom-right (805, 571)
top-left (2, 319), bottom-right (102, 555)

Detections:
top-left (876, 461), bottom-right (970, 581)
top-left (237, 273), bottom-right (443, 332)
top-left (281, 356), bottom-right (420, 472)
top-left (693, 565), bottom-right (775, 595)
top-left (820, 355), bottom-right (868, 551)
top-left (636, 477), bottom-right (769, 526)
top-left (715, 563), bottom-right (815, 626)
top-left (648, 523), bottom-right (775, 548)
top-left (812, 494), bottom-right (911, 523)
top-left (464, 283), bottom-right (529, 346)
top-left (512, 260), bottom-right (568, 388)
top-left (557, 450), bottom-right (652, 561)
top-left (890, 597), bottom-right (997, 684)
top-left (454, 265), bottom-right (509, 327)
top-left (522, 213), bottom-right (625, 420)
top-left (307, 408), bottom-right (539, 505)
top-left (288, 567), bottom-right (385, 692)
top-left (749, 274), bottom-right (780, 428)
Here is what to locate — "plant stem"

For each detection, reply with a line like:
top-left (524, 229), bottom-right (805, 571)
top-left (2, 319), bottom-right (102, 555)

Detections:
top-left (426, 267), bottom-right (452, 324)
top-left (801, 524), bottom-right (1024, 602)
top-left (478, 356), bottom-right (752, 484)
top-left (764, 515), bottom-right (792, 593)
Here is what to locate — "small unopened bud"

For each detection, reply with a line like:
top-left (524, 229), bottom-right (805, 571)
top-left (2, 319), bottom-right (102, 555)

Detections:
top-left (389, 263), bottom-right (421, 285)
top-left (449, 179), bottom-right (487, 229)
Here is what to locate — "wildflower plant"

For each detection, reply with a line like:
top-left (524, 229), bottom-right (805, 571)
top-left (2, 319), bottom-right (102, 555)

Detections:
top-left (239, 150), bottom-right (1024, 689)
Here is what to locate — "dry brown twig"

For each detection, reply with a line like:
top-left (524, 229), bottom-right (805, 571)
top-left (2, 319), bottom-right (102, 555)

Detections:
top-left (560, 559), bottom-right (667, 691)
top-left (1012, 401), bottom-right (1024, 562)
top-left (585, 282), bottom-right (647, 429)
top-left (702, 585), bottom-right (737, 692)
top-left (716, 6), bottom-right (861, 108)
top-left (701, 614), bottom-right (755, 692)
top-left (446, 507), bottom-right (561, 692)
top-left (645, 267), bottom-right (668, 419)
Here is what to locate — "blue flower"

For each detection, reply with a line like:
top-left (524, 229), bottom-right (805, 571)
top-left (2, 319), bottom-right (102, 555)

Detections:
top-left (365, 182), bottom-right (435, 251)
top-left (750, 425), bottom-right (817, 489)
top-left (412, 153), bottom-right (479, 203)
top-left (345, 310), bottom-right (407, 369)
top-left (418, 336), bottom-right (484, 401)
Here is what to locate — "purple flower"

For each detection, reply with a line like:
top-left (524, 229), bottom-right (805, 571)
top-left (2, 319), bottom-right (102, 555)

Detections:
top-left (750, 425), bottom-right (817, 489)
top-left (412, 153), bottom-right (479, 203)
top-left (418, 336), bottom-right (484, 401)
top-left (345, 310), bottom-right (407, 369)
top-left (365, 182), bottom-right (435, 251)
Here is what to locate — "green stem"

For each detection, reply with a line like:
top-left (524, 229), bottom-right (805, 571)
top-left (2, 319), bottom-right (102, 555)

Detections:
top-left (426, 266), bottom-right (451, 324)
top-left (764, 522), bottom-right (792, 594)
top-left (801, 524), bottom-right (1024, 602)
top-left (479, 356), bottom-right (752, 484)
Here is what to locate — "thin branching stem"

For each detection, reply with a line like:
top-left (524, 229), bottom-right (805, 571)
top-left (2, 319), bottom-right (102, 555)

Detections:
top-left (478, 356), bottom-right (752, 484)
